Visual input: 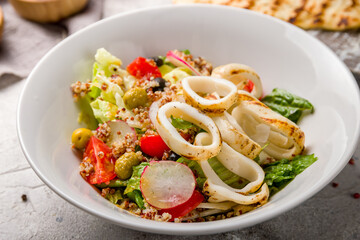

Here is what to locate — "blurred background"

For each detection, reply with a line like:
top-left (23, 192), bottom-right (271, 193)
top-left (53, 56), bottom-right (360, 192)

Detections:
top-left (0, 0), bottom-right (359, 239)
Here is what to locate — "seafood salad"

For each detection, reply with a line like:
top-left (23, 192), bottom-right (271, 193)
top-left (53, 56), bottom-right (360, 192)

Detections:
top-left (70, 48), bottom-right (316, 222)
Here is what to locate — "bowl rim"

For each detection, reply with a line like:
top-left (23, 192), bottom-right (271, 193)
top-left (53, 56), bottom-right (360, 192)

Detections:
top-left (17, 4), bottom-right (360, 235)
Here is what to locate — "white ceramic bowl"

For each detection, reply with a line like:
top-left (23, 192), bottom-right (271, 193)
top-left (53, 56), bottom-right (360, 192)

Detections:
top-left (17, 5), bottom-right (360, 235)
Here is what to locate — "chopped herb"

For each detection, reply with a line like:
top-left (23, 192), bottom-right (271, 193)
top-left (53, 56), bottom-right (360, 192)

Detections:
top-left (134, 145), bottom-right (141, 152)
top-left (181, 49), bottom-right (191, 55)
top-left (135, 128), bottom-right (146, 134)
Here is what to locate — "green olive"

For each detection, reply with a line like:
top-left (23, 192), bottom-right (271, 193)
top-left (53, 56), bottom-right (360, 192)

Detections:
top-left (115, 152), bottom-right (142, 180)
top-left (71, 128), bottom-right (93, 149)
top-left (123, 87), bottom-right (147, 109)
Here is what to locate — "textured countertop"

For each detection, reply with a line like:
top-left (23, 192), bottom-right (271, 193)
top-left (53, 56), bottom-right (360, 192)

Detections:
top-left (0, 0), bottom-right (359, 239)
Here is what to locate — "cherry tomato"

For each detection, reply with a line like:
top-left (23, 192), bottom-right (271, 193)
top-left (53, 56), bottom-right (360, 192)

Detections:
top-left (140, 135), bottom-right (170, 159)
top-left (127, 57), bottom-right (162, 81)
top-left (243, 80), bottom-right (254, 93)
top-left (158, 190), bottom-right (204, 221)
top-left (83, 136), bottom-right (116, 184)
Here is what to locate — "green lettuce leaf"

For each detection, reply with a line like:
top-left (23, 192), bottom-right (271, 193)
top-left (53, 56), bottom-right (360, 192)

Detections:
top-left (208, 157), bottom-right (249, 189)
top-left (158, 64), bottom-right (175, 76)
top-left (177, 157), bottom-right (206, 188)
top-left (123, 162), bottom-right (149, 209)
top-left (261, 88), bottom-right (314, 123)
top-left (91, 76), bottom-right (124, 105)
top-left (171, 115), bottom-right (196, 130)
top-left (124, 162), bottom-right (150, 195)
top-left (181, 49), bottom-right (191, 55)
top-left (76, 95), bottom-right (98, 130)
top-left (94, 48), bottom-right (122, 77)
top-left (126, 190), bottom-right (145, 209)
top-left (263, 154), bottom-right (317, 195)
top-left (170, 115), bottom-right (204, 133)
top-left (163, 68), bottom-right (191, 84)
top-left (95, 179), bottom-right (128, 188)
top-left (104, 189), bottom-right (123, 204)
top-left (177, 157), bottom-right (249, 189)
top-left (90, 99), bottom-right (118, 123)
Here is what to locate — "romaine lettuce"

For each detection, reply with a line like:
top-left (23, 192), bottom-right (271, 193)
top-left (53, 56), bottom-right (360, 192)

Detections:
top-left (124, 162), bottom-right (150, 195)
top-left (177, 157), bottom-right (249, 189)
top-left (76, 96), bottom-right (99, 130)
top-left (123, 162), bottom-right (150, 209)
top-left (163, 68), bottom-right (191, 84)
top-left (104, 189), bottom-right (123, 204)
top-left (90, 99), bottom-right (118, 123)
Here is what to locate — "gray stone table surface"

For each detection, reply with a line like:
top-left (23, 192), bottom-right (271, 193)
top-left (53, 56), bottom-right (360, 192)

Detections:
top-left (0, 0), bottom-right (360, 239)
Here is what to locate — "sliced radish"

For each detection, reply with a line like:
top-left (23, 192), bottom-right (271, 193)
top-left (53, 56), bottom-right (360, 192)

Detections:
top-left (166, 51), bottom-right (201, 76)
top-left (158, 190), bottom-right (204, 221)
top-left (105, 120), bottom-right (136, 146)
top-left (149, 100), bottom-right (160, 125)
top-left (140, 161), bottom-right (196, 209)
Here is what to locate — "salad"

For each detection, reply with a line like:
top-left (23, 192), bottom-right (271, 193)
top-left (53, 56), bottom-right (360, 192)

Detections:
top-left (70, 48), bottom-right (317, 222)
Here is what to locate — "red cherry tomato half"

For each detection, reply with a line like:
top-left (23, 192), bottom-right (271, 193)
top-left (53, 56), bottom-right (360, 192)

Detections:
top-left (158, 190), bottom-right (204, 221)
top-left (243, 80), bottom-right (254, 93)
top-left (83, 136), bottom-right (116, 184)
top-left (127, 57), bottom-right (162, 81)
top-left (140, 135), bottom-right (170, 159)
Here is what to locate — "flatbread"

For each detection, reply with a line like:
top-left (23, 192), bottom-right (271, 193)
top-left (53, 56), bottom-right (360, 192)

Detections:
top-left (173, 0), bottom-right (360, 30)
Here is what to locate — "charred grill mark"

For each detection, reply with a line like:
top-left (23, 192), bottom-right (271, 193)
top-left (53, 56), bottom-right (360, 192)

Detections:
top-left (288, 0), bottom-right (307, 24)
top-left (313, 1), bottom-right (328, 25)
top-left (270, 0), bottom-right (280, 12)
top-left (238, 93), bottom-right (256, 102)
top-left (261, 117), bottom-right (297, 137)
top-left (338, 17), bottom-right (349, 27)
top-left (246, 0), bottom-right (255, 9)
top-left (288, 125), bottom-right (295, 137)
top-left (249, 100), bottom-right (268, 108)
top-left (250, 144), bottom-right (257, 153)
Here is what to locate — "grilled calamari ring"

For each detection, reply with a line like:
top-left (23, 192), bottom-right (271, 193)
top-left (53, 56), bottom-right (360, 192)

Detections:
top-left (211, 63), bottom-right (263, 99)
top-left (231, 91), bottom-right (305, 160)
top-left (155, 102), bottom-right (221, 161)
top-left (195, 132), bottom-right (265, 195)
top-left (212, 112), bottom-right (262, 159)
top-left (203, 178), bottom-right (269, 205)
top-left (182, 76), bottom-right (238, 114)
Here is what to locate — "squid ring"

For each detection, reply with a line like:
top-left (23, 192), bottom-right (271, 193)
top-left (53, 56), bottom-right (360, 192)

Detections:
top-left (195, 133), bottom-right (265, 195)
top-left (155, 102), bottom-right (221, 161)
top-left (231, 91), bottom-right (305, 160)
top-left (182, 76), bottom-right (238, 114)
top-left (212, 112), bottom-right (262, 159)
top-left (211, 63), bottom-right (263, 99)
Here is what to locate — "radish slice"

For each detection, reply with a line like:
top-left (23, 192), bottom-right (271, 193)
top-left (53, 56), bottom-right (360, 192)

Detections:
top-left (166, 51), bottom-right (201, 76)
top-left (140, 161), bottom-right (196, 209)
top-left (149, 100), bottom-right (160, 125)
top-left (106, 120), bottom-right (136, 146)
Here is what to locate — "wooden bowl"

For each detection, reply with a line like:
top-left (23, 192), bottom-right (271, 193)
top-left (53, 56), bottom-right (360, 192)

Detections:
top-left (9, 0), bottom-right (89, 23)
top-left (0, 7), bottom-right (3, 42)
